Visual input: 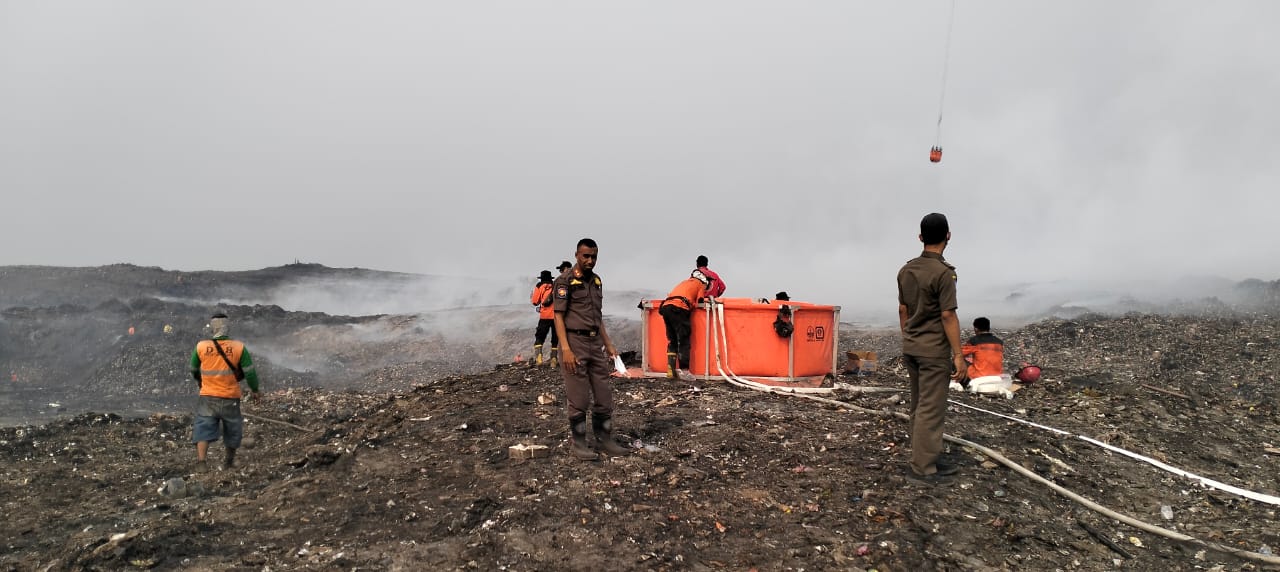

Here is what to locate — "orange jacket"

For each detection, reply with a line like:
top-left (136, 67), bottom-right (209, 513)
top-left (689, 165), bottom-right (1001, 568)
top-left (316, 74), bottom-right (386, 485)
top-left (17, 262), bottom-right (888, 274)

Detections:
top-left (531, 283), bottom-right (554, 319)
top-left (195, 339), bottom-right (248, 399)
top-left (962, 332), bottom-right (1004, 379)
top-left (661, 278), bottom-right (706, 311)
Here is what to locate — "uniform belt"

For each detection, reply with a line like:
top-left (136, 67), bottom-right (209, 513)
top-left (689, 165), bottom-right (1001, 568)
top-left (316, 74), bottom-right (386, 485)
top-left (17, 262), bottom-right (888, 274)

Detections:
top-left (565, 328), bottom-right (598, 337)
top-left (660, 296), bottom-right (694, 310)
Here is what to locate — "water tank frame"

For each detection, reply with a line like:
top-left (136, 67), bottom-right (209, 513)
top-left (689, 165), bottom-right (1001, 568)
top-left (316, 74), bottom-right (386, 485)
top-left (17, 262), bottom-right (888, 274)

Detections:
top-left (639, 298), bottom-right (841, 384)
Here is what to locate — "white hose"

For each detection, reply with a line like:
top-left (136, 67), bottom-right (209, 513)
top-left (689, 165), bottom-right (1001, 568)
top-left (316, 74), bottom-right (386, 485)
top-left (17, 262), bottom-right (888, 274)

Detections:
top-left (696, 302), bottom-right (1280, 555)
top-left (705, 300), bottom-right (833, 395)
top-left (949, 401), bottom-right (1280, 506)
top-left (772, 392), bottom-right (1280, 566)
top-left (947, 400), bottom-right (1072, 436)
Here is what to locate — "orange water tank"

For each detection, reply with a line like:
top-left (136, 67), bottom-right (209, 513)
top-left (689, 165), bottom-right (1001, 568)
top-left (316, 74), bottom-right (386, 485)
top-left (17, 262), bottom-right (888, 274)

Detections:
top-left (640, 298), bottom-right (840, 387)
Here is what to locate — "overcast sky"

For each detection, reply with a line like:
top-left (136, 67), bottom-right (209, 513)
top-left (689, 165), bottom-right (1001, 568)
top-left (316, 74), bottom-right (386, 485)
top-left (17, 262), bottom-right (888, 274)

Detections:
top-left (3, 1), bottom-right (1278, 320)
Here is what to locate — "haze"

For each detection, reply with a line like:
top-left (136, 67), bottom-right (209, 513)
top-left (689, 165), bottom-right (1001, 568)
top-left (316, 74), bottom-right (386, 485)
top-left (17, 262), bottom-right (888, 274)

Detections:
top-left (4, 1), bottom-right (1277, 324)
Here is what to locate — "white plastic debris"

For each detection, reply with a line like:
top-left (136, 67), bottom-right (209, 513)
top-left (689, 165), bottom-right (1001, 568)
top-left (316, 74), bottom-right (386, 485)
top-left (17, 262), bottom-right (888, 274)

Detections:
top-left (613, 356), bottom-right (629, 377)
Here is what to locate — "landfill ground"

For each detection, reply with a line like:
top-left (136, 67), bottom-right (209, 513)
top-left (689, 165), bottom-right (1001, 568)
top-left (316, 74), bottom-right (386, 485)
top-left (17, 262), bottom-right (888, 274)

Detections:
top-left (1, 264), bottom-right (1279, 571)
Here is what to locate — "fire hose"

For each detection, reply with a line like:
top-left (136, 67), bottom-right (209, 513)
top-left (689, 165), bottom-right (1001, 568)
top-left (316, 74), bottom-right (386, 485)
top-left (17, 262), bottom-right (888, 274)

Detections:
top-left (696, 299), bottom-right (1280, 564)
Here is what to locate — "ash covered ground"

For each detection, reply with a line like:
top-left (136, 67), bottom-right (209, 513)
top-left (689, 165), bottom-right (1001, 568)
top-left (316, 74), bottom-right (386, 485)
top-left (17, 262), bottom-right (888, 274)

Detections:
top-left (1, 264), bottom-right (1279, 571)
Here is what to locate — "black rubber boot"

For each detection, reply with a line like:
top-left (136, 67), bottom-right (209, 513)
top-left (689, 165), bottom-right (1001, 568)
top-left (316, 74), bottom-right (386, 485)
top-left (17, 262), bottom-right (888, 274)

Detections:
top-left (592, 414), bottom-right (631, 456)
top-left (666, 353), bottom-right (678, 379)
top-left (569, 414), bottom-right (599, 461)
top-left (224, 447), bottom-right (237, 469)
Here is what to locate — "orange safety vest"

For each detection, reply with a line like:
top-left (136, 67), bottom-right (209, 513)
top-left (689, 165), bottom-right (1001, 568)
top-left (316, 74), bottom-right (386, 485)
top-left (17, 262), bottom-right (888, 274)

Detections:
top-left (196, 339), bottom-right (247, 399)
top-left (531, 283), bottom-right (554, 319)
top-left (661, 278), bottom-right (706, 311)
top-left (962, 337), bottom-right (1004, 380)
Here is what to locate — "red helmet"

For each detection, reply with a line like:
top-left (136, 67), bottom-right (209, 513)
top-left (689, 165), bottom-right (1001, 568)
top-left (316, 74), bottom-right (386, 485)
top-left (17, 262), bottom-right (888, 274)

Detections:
top-left (1015, 365), bottom-right (1042, 384)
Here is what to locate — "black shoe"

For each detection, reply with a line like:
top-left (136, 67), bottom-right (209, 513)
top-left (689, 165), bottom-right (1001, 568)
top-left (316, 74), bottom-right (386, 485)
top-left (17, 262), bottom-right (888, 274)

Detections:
top-left (905, 469), bottom-right (951, 484)
top-left (569, 415), bottom-right (600, 461)
top-left (904, 464), bottom-right (954, 483)
top-left (934, 462), bottom-right (959, 476)
top-left (591, 414), bottom-right (631, 457)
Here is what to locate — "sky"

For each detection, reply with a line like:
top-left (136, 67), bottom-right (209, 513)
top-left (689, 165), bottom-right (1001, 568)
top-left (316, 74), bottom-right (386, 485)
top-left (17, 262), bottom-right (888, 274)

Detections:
top-left (3, 1), bottom-right (1278, 323)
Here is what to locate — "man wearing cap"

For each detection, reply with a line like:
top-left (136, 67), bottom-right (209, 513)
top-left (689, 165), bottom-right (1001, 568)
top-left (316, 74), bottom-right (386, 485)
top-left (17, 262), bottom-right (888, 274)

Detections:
top-left (659, 270), bottom-right (711, 379)
top-left (897, 213), bottom-right (966, 480)
top-left (552, 238), bottom-right (629, 460)
top-left (530, 270), bottom-right (558, 366)
top-left (188, 313), bottom-right (261, 470)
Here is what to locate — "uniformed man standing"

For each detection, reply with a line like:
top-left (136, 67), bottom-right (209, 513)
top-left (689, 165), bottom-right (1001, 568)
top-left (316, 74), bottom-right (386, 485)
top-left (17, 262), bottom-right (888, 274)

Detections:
top-left (897, 213), bottom-right (966, 480)
top-left (552, 238), bottom-right (630, 460)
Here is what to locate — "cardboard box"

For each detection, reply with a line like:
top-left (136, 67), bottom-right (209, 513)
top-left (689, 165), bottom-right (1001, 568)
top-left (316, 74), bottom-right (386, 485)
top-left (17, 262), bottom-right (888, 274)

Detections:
top-left (507, 444), bottom-right (550, 460)
top-left (845, 351), bottom-right (878, 375)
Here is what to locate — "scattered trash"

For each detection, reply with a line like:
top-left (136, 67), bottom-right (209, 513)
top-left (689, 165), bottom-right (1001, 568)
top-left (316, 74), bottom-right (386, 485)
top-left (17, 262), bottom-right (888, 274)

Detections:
top-left (158, 477), bottom-right (186, 498)
top-left (1160, 505), bottom-right (1173, 520)
top-left (844, 351), bottom-right (878, 376)
top-left (4, 273), bottom-right (1280, 571)
top-left (157, 477), bottom-right (203, 499)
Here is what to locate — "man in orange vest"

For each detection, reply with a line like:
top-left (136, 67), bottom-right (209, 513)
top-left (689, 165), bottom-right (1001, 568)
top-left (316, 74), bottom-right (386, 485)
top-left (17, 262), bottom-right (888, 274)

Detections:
top-left (961, 317), bottom-right (1005, 387)
top-left (530, 270), bottom-right (558, 366)
top-left (188, 313), bottom-right (261, 470)
top-left (659, 270), bottom-right (711, 379)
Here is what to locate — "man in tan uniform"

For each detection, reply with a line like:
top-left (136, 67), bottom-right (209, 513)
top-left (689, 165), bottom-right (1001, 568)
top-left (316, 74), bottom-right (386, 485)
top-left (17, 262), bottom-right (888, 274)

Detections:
top-left (552, 238), bottom-right (630, 461)
top-left (897, 213), bottom-right (966, 479)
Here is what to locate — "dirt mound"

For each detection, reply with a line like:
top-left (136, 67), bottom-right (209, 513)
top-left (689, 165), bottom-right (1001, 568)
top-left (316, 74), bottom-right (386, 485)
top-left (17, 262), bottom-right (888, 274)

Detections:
top-left (2, 264), bottom-right (1279, 570)
top-left (2, 311), bottom-right (1279, 571)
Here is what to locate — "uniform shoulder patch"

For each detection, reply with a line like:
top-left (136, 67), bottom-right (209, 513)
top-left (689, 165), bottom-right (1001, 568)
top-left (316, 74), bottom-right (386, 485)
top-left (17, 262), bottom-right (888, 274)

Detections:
top-left (556, 286), bottom-right (569, 299)
top-left (593, 276), bottom-right (602, 286)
